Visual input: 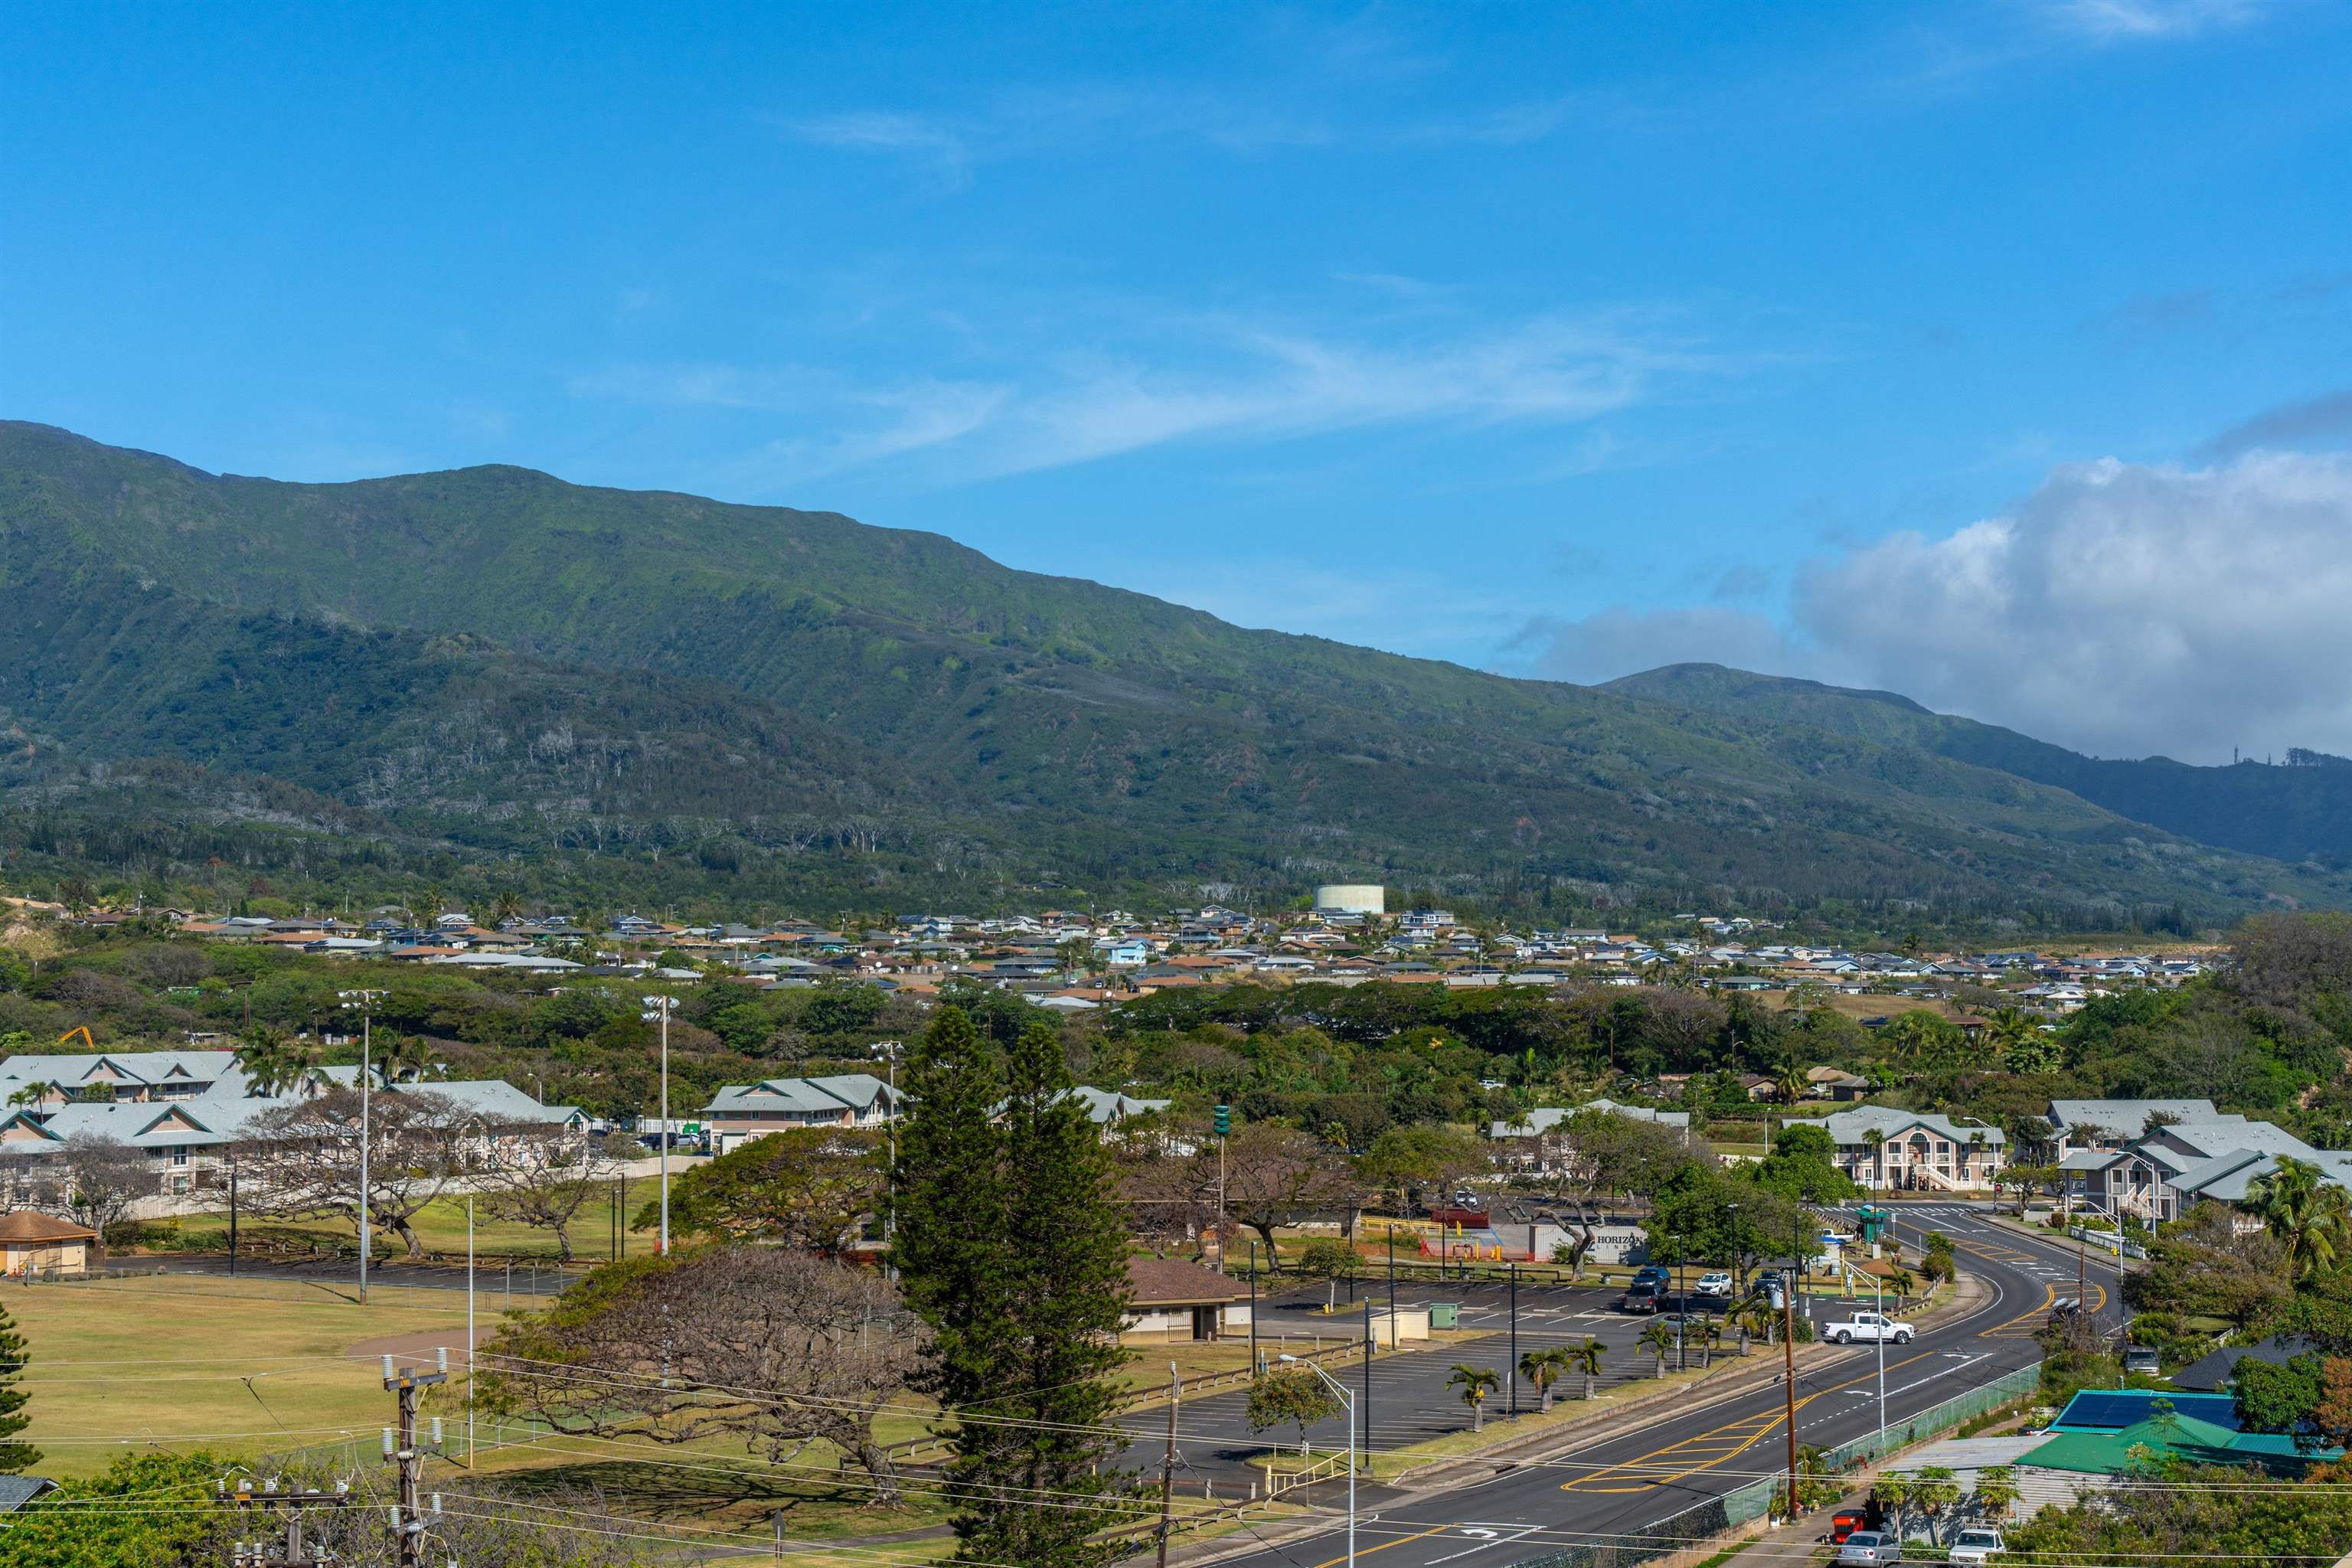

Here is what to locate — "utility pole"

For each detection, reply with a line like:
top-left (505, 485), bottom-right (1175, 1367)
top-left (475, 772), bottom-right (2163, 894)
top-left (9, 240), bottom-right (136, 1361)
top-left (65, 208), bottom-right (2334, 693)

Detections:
top-left (1779, 1275), bottom-right (1800, 1523)
top-left (228, 1158), bottom-right (240, 1279)
top-left (226, 1475), bottom-right (352, 1566)
top-left (1508, 1263), bottom-right (1519, 1416)
top-left (1154, 1364), bottom-right (1181, 1568)
top-left (382, 1351), bottom-right (449, 1568)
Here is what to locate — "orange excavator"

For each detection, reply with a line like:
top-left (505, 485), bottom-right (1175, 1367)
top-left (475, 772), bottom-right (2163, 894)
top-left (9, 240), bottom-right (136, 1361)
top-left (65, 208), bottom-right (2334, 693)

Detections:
top-left (56, 1027), bottom-right (94, 1050)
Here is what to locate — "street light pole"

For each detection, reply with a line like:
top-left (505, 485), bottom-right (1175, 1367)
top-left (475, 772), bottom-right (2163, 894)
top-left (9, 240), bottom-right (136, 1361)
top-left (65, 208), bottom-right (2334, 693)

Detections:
top-left (641, 995), bottom-right (675, 1252)
top-left (338, 988), bottom-right (385, 1305)
top-left (1279, 1354), bottom-right (1354, 1568)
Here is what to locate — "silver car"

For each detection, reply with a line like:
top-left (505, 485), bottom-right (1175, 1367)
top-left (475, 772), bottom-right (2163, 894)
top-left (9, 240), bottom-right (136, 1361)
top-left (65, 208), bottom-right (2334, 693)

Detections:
top-left (1837, 1530), bottom-right (1903, 1567)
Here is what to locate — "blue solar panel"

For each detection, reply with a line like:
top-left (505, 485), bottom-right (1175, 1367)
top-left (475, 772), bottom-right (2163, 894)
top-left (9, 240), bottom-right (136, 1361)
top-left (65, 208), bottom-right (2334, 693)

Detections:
top-left (2054, 1390), bottom-right (2241, 1432)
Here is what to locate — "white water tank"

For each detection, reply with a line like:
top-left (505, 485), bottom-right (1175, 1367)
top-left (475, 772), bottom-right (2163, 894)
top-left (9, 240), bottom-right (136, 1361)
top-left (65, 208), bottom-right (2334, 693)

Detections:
top-left (1314, 884), bottom-right (1386, 915)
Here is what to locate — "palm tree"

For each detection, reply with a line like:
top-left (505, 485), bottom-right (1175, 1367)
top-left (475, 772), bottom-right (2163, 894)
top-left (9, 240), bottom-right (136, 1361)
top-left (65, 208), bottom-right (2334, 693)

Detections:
top-left (380, 1034), bottom-right (442, 1086)
top-left (1447, 1364), bottom-right (1501, 1432)
top-left (1637, 1321), bottom-right (1677, 1377)
top-left (1975, 1465), bottom-right (2020, 1523)
top-left (1772, 1062), bottom-right (1810, 1106)
top-left (1561, 1336), bottom-right (1604, 1400)
top-left (1730, 1295), bottom-right (1766, 1354)
top-left (1862, 1128), bottom-right (1887, 1194)
top-left (2248, 1157), bottom-right (2352, 1282)
top-left (1886, 1268), bottom-right (1916, 1308)
top-left (1519, 1348), bottom-right (1567, 1414)
top-left (1692, 1317), bottom-right (1723, 1368)
top-left (488, 890), bottom-right (524, 929)
top-left (239, 1026), bottom-right (316, 1097)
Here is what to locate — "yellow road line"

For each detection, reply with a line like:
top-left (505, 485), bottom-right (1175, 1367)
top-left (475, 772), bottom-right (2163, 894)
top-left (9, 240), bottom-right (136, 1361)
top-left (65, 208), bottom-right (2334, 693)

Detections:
top-left (1308, 1521), bottom-right (1457, 1566)
top-left (1978, 1279), bottom-right (2107, 1339)
top-left (1560, 1351), bottom-right (1934, 1494)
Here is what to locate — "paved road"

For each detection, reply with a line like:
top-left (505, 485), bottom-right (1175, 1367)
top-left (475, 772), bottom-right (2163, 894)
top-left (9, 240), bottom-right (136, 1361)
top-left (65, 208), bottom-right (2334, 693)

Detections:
top-left (1113, 1272), bottom-right (1762, 1488)
top-left (1197, 1203), bottom-right (2117, 1568)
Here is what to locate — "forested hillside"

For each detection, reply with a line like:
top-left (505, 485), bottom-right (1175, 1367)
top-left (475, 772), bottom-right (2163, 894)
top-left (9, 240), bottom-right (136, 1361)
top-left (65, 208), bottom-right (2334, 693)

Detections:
top-left (1606, 664), bottom-right (2352, 867)
top-left (1, 420), bottom-right (2344, 927)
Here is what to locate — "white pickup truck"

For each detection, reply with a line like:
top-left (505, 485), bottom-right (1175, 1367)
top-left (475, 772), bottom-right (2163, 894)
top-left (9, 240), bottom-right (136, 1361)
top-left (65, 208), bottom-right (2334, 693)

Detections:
top-left (1824, 1310), bottom-right (1915, 1344)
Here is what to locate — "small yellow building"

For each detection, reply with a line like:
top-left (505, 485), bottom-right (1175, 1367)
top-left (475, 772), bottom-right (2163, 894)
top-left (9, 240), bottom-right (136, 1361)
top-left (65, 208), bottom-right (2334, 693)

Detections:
top-left (0, 1210), bottom-right (100, 1277)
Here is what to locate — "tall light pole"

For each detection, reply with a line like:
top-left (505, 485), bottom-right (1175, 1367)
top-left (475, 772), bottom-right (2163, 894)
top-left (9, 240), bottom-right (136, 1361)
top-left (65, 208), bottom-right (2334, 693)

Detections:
top-left (641, 995), bottom-right (675, 1252)
top-left (871, 1042), bottom-right (902, 1242)
top-left (1279, 1354), bottom-right (1354, 1568)
top-left (338, 988), bottom-right (386, 1304)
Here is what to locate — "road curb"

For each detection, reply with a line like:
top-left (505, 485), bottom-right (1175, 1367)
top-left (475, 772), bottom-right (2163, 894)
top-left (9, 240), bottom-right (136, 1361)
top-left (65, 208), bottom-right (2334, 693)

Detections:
top-left (1384, 1272), bottom-right (1985, 1490)
top-left (1152, 1273), bottom-right (1991, 1568)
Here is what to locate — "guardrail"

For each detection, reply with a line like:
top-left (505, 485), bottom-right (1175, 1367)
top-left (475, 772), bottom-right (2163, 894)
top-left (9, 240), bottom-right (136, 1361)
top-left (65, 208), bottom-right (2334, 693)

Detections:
top-left (1502, 1361), bottom-right (2043, 1568)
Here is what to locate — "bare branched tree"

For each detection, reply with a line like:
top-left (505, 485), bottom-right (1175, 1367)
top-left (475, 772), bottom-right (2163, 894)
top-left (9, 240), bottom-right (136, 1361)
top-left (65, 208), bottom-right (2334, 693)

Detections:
top-left (58, 1134), bottom-right (150, 1236)
top-left (471, 1120), bottom-right (620, 1261)
top-left (234, 1088), bottom-right (468, 1257)
top-left (481, 1246), bottom-right (923, 1500)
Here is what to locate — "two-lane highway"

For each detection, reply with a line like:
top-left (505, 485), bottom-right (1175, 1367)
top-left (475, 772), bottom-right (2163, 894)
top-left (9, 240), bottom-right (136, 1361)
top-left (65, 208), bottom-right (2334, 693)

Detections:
top-left (1198, 1203), bottom-right (2114, 1568)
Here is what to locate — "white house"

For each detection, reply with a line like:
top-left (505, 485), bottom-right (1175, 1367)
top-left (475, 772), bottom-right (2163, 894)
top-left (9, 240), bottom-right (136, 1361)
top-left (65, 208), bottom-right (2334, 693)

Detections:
top-left (702, 1073), bottom-right (902, 1155)
top-left (1823, 1106), bottom-right (2007, 1192)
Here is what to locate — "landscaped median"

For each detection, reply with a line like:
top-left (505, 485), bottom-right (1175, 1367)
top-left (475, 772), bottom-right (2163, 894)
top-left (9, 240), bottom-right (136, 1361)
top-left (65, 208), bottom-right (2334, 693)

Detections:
top-left (1154, 1274), bottom-right (1988, 1567)
top-left (1378, 1275), bottom-right (1975, 1491)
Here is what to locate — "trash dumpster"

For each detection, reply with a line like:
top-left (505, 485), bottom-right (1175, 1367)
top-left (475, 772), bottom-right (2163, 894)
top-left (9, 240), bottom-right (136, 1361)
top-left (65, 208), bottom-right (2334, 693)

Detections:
top-left (1428, 1302), bottom-right (1461, 1329)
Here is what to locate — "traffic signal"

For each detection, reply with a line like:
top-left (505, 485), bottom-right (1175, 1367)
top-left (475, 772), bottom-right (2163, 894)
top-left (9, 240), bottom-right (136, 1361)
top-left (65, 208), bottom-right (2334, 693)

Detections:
top-left (1213, 1104), bottom-right (1231, 1137)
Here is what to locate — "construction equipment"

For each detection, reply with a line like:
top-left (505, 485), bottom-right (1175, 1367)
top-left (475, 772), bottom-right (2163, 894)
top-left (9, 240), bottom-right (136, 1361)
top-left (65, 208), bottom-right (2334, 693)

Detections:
top-left (55, 1026), bottom-right (93, 1050)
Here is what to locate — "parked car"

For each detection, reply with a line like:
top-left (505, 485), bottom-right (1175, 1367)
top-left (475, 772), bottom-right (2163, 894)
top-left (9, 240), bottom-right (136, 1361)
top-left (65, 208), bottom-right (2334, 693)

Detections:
top-left (1836, 1530), bottom-right (1902, 1567)
top-left (2122, 1344), bottom-right (2162, 1376)
top-left (1619, 1280), bottom-right (1664, 1314)
top-left (1824, 1311), bottom-right (1916, 1344)
top-left (1948, 1527), bottom-right (2005, 1566)
top-left (1631, 1264), bottom-right (1673, 1290)
top-left (1693, 1271), bottom-right (1734, 1298)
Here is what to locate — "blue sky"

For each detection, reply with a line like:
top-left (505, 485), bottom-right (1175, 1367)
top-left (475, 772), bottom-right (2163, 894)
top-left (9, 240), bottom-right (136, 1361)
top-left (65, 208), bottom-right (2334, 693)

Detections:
top-left (8, 2), bottom-right (2351, 760)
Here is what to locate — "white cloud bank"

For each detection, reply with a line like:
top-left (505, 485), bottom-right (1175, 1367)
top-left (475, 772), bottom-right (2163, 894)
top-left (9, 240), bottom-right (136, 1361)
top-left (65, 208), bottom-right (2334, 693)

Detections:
top-left (1528, 449), bottom-right (2352, 762)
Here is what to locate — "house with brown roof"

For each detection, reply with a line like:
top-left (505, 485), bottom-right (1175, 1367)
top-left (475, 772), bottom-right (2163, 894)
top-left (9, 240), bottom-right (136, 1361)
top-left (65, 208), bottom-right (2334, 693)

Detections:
top-left (1123, 1255), bottom-right (1250, 1342)
top-left (0, 1210), bottom-right (98, 1276)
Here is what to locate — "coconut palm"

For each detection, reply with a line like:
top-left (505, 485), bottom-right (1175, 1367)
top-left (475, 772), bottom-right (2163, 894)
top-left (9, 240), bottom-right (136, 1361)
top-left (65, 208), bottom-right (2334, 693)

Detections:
top-left (379, 1034), bottom-right (443, 1086)
top-left (1637, 1320), bottom-right (1677, 1377)
top-left (1772, 1062), bottom-right (1810, 1106)
top-left (1519, 1348), bottom-right (1567, 1414)
top-left (1861, 1128), bottom-right (1887, 1194)
top-left (1447, 1364), bottom-right (1501, 1432)
top-left (1886, 1268), bottom-right (1916, 1308)
top-left (239, 1027), bottom-right (316, 1097)
top-left (1733, 1293), bottom-right (1775, 1351)
top-left (2248, 1156), bottom-right (2352, 1281)
top-left (1560, 1336), bottom-right (1604, 1400)
top-left (1692, 1317), bottom-right (1723, 1368)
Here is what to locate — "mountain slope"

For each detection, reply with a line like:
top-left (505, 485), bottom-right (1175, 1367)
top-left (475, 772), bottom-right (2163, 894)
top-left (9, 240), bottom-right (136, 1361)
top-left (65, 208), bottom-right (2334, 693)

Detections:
top-left (0, 420), bottom-right (2342, 923)
top-left (1602, 664), bottom-right (2352, 867)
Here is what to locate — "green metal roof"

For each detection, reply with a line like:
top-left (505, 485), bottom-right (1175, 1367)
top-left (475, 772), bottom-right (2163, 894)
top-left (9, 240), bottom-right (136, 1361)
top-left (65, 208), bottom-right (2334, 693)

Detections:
top-left (2021, 1414), bottom-right (2319, 1475)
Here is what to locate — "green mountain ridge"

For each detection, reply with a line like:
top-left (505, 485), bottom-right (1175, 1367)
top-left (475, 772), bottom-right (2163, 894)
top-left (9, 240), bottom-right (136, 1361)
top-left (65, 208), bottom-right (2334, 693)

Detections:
top-left (0, 420), bottom-right (2342, 926)
top-left (1602, 664), bottom-right (2352, 867)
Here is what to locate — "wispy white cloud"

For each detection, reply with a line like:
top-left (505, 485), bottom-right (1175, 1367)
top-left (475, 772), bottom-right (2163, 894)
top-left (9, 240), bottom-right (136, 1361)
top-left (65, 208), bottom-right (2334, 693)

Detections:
top-left (573, 306), bottom-right (1734, 487)
top-left (2044, 0), bottom-right (2275, 42)
top-left (778, 110), bottom-right (975, 186)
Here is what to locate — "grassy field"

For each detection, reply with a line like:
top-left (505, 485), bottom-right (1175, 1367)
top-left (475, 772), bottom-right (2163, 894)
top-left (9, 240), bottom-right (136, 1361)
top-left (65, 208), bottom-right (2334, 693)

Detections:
top-left (133, 1190), bottom-right (651, 1264)
top-left (5, 1273), bottom-right (473, 1479)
